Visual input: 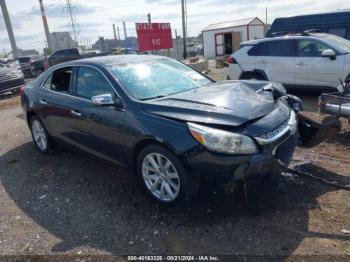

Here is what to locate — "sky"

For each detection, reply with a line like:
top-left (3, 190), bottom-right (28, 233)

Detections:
top-left (0, 0), bottom-right (349, 54)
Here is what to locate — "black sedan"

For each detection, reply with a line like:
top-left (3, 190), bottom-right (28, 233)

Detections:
top-left (21, 55), bottom-right (323, 206)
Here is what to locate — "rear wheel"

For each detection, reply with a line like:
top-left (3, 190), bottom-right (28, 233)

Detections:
top-left (29, 116), bottom-right (52, 154)
top-left (137, 145), bottom-right (200, 206)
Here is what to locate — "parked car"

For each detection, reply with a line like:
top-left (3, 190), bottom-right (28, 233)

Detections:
top-left (266, 10), bottom-right (350, 40)
top-left (21, 55), bottom-right (332, 206)
top-left (0, 67), bottom-right (25, 94)
top-left (227, 32), bottom-right (350, 91)
top-left (14, 55), bottom-right (45, 78)
top-left (48, 48), bottom-right (110, 67)
top-left (113, 48), bottom-right (140, 55)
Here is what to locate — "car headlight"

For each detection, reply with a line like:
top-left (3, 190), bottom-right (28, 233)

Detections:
top-left (187, 123), bottom-right (258, 155)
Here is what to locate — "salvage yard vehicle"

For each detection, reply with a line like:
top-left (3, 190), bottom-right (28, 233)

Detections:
top-left (227, 32), bottom-right (350, 91)
top-left (48, 48), bottom-right (110, 67)
top-left (21, 55), bottom-right (334, 206)
top-left (0, 66), bottom-right (25, 94)
top-left (320, 79), bottom-right (350, 122)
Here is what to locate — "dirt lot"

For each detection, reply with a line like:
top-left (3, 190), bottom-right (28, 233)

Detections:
top-left (0, 69), bottom-right (349, 260)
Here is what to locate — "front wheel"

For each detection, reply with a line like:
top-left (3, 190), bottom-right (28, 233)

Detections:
top-left (29, 116), bottom-right (52, 154)
top-left (137, 145), bottom-right (200, 206)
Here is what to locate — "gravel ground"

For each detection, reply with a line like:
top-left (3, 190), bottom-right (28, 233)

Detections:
top-left (0, 71), bottom-right (349, 259)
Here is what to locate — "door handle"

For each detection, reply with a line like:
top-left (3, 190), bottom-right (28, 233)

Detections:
top-left (39, 99), bottom-right (47, 105)
top-left (258, 59), bottom-right (267, 64)
top-left (296, 62), bottom-right (306, 66)
top-left (70, 110), bottom-right (82, 117)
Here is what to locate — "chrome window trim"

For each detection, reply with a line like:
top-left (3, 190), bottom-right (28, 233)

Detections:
top-left (255, 111), bottom-right (297, 145)
top-left (39, 64), bottom-right (123, 106)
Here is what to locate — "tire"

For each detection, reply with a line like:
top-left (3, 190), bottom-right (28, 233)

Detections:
top-left (29, 116), bottom-right (52, 154)
top-left (137, 145), bottom-right (200, 206)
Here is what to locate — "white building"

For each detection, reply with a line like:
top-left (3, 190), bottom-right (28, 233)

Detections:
top-left (49, 32), bottom-right (78, 51)
top-left (202, 17), bottom-right (265, 58)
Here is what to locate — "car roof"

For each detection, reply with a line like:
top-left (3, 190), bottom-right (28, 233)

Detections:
top-left (57, 54), bottom-right (166, 68)
top-left (241, 33), bottom-right (332, 46)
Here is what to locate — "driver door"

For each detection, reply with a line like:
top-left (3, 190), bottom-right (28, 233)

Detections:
top-left (68, 66), bottom-right (128, 166)
top-left (294, 39), bottom-right (345, 89)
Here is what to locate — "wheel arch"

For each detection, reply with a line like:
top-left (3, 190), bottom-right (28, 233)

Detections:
top-left (132, 138), bottom-right (179, 171)
top-left (26, 111), bottom-right (38, 126)
top-left (239, 70), bottom-right (268, 80)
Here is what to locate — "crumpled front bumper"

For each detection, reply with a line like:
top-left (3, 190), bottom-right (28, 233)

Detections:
top-left (184, 112), bottom-right (298, 181)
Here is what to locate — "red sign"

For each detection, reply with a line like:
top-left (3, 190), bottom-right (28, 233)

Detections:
top-left (136, 23), bottom-right (173, 52)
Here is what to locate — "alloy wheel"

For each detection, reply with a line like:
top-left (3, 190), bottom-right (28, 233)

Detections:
top-left (32, 120), bottom-right (48, 151)
top-left (142, 153), bottom-right (180, 202)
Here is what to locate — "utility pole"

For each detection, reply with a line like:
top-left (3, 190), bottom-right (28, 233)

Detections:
top-left (65, 0), bottom-right (78, 43)
top-left (39, 0), bottom-right (52, 50)
top-left (117, 26), bottom-right (121, 40)
top-left (0, 0), bottom-right (18, 57)
top-left (181, 0), bottom-right (187, 59)
top-left (265, 7), bottom-right (268, 33)
top-left (147, 13), bottom-right (151, 24)
top-left (123, 21), bottom-right (127, 40)
top-left (113, 23), bottom-right (117, 41)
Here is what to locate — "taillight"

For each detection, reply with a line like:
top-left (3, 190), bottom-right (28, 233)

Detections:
top-left (226, 56), bottom-right (237, 64)
top-left (19, 85), bottom-right (26, 96)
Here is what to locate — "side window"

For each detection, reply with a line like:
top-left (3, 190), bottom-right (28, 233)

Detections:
top-left (43, 67), bottom-right (73, 93)
top-left (76, 67), bottom-right (115, 100)
top-left (297, 39), bottom-right (330, 57)
top-left (247, 45), bottom-right (260, 56)
top-left (259, 40), bottom-right (294, 57)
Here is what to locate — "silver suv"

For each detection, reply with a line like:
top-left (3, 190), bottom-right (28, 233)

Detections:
top-left (227, 32), bottom-right (350, 91)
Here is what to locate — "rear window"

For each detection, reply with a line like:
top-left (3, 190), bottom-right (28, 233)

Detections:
top-left (258, 40), bottom-right (295, 57)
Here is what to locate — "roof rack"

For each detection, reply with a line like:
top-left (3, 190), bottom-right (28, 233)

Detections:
top-left (301, 29), bottom-right (323, 35)
top-left (270, 31), bottom-right (292, 37)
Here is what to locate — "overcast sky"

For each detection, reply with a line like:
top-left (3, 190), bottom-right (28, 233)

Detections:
top-left (0, 0), bottom-right (349, 53)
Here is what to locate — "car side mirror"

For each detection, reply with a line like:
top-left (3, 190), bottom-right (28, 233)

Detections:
top-left (92, 94), bottom-right (115, 106)
top-left (322, 49), bottom-right (336, 60)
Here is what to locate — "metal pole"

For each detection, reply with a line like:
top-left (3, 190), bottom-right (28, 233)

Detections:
top-left (0, 0), bottom-right (18, 57)
top-left (66, 0), bottom-right (78, 43)
top-left (175, 29), bottom-right (178, 59)
top-left (265, 7), bottom-right (268, 33)
top-left (39, 0), bottom-right (52, 50)
top-left (117, 26), bottom-right (121, 40)
top-left (181, 0), bottom-right (187, 59)
top-left (123, 21), bottom-right (127, 40)
top-left (113, 23), bottom-right (117, 41)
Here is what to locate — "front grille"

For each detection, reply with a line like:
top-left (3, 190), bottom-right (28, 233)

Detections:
top-left (0, 77), bottom-right (25, 91)
top-left (260, 120), bottom-right (288, 140)
top-left (274, 135), bottom-right (297, 166)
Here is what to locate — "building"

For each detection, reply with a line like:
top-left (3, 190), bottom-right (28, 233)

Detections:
top-left (49, 32), bottom-right (78, 51)
top-left (202, 17), bottom-right (265, 58)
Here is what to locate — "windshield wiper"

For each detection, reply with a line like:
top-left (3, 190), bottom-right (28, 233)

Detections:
top-left (140, 95), bottom-right (167, 101)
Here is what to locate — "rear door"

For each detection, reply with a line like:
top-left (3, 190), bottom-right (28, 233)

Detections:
top-left (37, 66), bottom-right (77, 142)
top-left (294, 39), bottom-right (344, 89)
top-left (255, 40), bottom-right (295, 85)
top-left (215, 33), bottom-right (224, 56)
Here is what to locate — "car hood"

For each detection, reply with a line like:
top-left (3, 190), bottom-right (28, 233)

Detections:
top-left (142, 80), bottom-right (288, 127)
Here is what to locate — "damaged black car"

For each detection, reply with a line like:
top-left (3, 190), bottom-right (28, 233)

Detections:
top-left (21, 55), bottom-right (333, 206)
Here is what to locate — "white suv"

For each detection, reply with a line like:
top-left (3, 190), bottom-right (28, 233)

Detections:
top-left (227, 32), bottom-right (350, 91)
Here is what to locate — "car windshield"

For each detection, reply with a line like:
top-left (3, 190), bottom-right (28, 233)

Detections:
top-left (325, 35), bottom-right (350, 54)
top-left (108, 58), bottom-right (213, 100)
